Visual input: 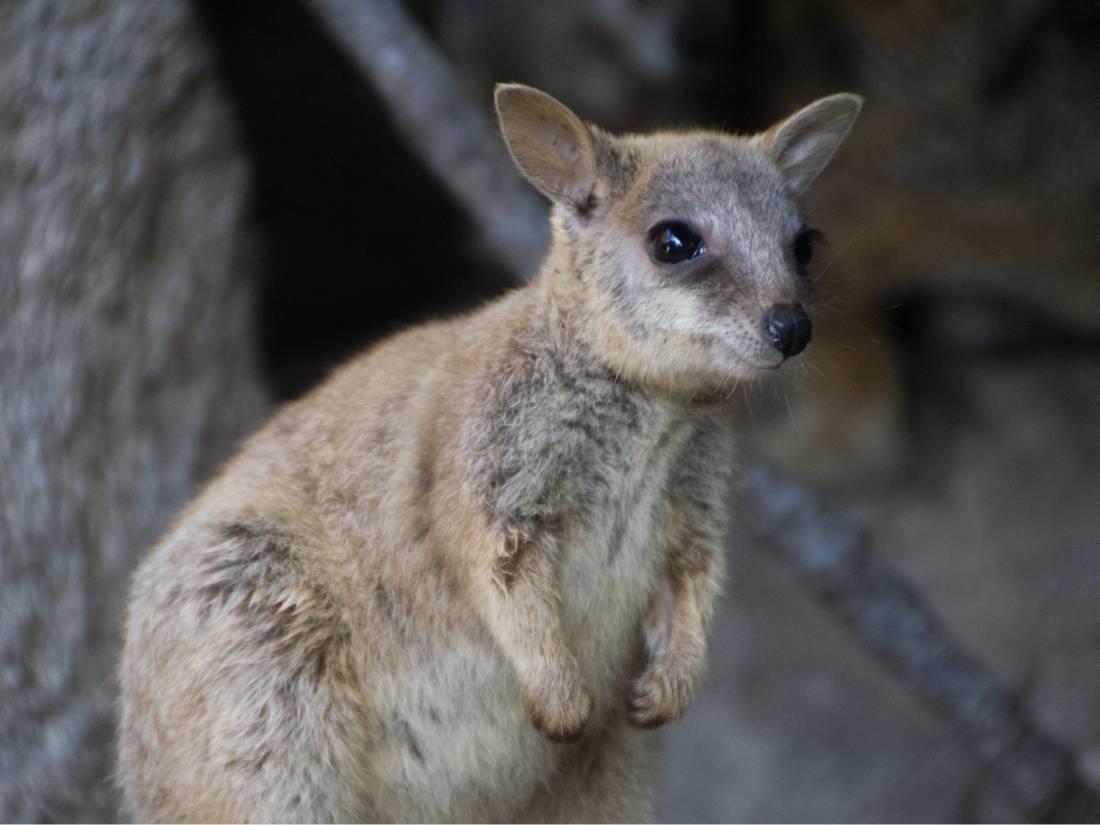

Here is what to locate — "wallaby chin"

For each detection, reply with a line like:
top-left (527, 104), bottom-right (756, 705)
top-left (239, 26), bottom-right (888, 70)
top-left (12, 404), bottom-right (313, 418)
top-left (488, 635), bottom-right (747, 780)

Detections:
top-left (118, 82), bottom-right (861, 822)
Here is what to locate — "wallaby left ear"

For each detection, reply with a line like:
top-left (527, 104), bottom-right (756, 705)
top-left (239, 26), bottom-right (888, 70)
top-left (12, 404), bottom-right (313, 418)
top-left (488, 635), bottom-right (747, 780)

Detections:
top-left (495, 83), bottom-right (600, 214)
top-left (756, 93), bottom-right (864, 197)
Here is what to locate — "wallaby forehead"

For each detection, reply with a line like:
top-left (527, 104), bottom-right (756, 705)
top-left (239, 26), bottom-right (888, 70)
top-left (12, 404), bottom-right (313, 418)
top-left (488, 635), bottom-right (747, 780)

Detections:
top-left (619, 133), bottom-right (796, 230)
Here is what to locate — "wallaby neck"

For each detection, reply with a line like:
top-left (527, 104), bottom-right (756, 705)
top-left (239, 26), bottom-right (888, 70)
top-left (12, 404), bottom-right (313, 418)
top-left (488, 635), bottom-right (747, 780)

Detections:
top-left (523, 241), bottom-right (634, 391)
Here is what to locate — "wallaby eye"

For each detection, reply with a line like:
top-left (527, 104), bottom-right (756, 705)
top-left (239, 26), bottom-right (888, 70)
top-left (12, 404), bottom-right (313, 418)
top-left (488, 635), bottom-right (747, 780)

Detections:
top-left (648, 221), bottom-right (705, 264)
top-left (793, 227), bottom-right (823, 269)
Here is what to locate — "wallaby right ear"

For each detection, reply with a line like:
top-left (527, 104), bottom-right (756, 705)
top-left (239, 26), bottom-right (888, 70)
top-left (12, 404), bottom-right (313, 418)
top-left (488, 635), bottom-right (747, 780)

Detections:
top-left (756, 93), bottom-right (864, 197)
top-left (495, 83), bottom-right (599, 214)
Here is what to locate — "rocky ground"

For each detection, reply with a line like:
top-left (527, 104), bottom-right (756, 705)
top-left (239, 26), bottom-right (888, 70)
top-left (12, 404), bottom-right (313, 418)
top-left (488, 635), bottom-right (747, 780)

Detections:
top-left (659, 349), bottom-right (1100, 822)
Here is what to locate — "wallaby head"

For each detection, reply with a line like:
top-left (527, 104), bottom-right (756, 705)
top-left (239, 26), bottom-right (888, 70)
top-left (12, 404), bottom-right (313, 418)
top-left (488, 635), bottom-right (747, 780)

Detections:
top-left (495, 83), bottom-right (862, 394)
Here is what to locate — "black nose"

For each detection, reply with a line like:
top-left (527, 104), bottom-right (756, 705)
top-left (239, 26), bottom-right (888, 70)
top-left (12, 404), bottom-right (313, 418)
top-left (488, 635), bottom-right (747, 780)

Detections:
top-left (762, 303), bottom-right (812, 359)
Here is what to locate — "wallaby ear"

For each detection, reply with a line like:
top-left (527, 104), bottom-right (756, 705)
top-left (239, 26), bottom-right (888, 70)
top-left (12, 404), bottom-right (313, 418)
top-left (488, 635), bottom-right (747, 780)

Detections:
top-left (495, 83), bottom-right (599, 213)
top-left (756, 93), bottom-right (864, 197)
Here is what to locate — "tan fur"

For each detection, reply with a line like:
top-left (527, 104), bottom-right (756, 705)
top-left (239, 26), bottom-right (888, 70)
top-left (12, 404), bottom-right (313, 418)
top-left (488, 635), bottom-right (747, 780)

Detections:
top-left (117, 84), bottom-right (861, 822)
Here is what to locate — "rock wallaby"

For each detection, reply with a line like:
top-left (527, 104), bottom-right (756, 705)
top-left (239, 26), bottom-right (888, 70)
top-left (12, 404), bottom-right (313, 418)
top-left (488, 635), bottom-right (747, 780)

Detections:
top-left (118, 83), bottom-right (862, 822)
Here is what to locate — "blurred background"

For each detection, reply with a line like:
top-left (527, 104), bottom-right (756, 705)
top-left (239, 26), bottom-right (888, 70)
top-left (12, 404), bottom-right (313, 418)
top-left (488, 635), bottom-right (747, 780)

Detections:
top-left (1, 0), bottom-right (1097, 820)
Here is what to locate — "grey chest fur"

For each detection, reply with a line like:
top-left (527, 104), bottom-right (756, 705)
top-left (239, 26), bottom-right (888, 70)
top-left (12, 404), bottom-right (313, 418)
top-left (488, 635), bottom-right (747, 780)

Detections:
top-left (564, 401), bottom-right (693, 583)
top-left (469, 350), bottom-right (701, 641)
top-left (471, 348), bottom-right (688, 544)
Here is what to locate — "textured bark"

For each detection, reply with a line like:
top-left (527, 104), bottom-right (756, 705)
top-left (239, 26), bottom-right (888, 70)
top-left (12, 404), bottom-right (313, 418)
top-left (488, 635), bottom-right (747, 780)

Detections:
top-left (0, 1), bottom-right (266, 819)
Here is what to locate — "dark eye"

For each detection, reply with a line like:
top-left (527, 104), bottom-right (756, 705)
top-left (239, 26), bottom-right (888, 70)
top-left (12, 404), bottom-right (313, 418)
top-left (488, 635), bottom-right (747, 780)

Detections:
top-left (648, 221), bottom-right (705, 264)
top-left (793, 227), bottom-right (824, 269)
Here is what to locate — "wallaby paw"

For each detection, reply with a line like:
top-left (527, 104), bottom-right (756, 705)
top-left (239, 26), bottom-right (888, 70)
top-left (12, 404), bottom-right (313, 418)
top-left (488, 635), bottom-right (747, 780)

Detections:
top-left (526, 674), bottom-right (593, 743)
top-left (626, 663), bottom-right (696, 729)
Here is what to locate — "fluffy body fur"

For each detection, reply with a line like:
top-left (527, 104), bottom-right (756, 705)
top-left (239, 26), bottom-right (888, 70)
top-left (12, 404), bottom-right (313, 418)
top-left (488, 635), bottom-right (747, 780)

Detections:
top-left (118, 84), bottom-right (861, 822)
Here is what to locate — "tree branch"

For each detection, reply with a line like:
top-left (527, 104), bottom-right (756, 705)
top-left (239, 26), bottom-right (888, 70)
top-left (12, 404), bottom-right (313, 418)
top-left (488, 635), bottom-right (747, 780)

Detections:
top-left (306, 0), bottom-right (548, 278)
top-left (303, 0), bottom-right (1099, 820)
top-left (739, 462), bottom-right (1098, 822)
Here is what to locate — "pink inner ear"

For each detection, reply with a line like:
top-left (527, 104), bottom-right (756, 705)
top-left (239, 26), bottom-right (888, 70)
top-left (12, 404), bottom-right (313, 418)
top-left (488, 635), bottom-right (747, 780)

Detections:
top-left (759, 95), bottom-right (863, 195)
top-left (778, 133), bottom-right (823, 168)
top-left (498, 86), bottom-right (599, 210)
top-left (565, 164), bottom-right (596, 209)
top-left (545, 125), bottom-right (596, 208)
top-left (762, 117), bottom-right (823, 169)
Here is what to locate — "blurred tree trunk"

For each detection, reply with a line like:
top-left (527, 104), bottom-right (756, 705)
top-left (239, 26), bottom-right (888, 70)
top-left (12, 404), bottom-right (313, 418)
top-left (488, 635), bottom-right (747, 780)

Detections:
top-left (0, 1), bottom-right (266, 819)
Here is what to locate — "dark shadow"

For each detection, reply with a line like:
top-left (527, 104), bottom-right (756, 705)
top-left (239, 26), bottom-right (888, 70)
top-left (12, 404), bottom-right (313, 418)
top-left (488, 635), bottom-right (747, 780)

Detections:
top-left (191, 0), bottom-right (513, 400)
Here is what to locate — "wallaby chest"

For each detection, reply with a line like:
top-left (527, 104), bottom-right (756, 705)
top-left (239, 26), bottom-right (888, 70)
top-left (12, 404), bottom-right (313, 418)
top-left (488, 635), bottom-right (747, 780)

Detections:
top-left (468, 345), bottom-right (706, 664)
